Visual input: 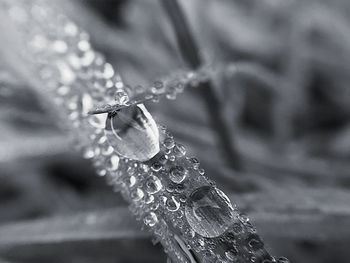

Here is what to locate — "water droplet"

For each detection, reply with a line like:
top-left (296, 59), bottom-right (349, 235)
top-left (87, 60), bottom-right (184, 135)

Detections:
top-left (247, 235), bottom-right (264, 251)
top-left (165, 196), bottom-right (180, 212)
top-left (52, 40), bottom-right (68, 53)
top-left (130, 188), bottom-right (144, 201)
top-left (145, 175), bottom-right (162, 194)
top-left (151, 81), bottom-right (165, 94)
top-left (145, 194), bottom-right (155, 204)
top-left (88, 114), bottom-right (107, 129)
top-left (198, 169), bottom-right (205, 175)
top-left (56, 60), bottom-right (76, 84)
top-left (166, 92), bottom-right (177, 100)
top-left (225, 247), bottom-right (238, 261)
top-left (169, 166), bottom-right (188, 184)
top-left (277, 257), bottom-right (290, 263)
top-left (174, 184), bottom-right (185, 193)
top-left (114, 90), bottom-right (129, 104)
top-left (105, 104), bottom-right (159, 161)
top-left (173, 143), bottom-right (186, 157)
top-left (189, 157), bottom-right (200, 170)
top-left (106, 155), bottom-right (119, 171)
top-left (144, 212), bottom-right (158, 227)
top-left (129, 175), bottom-right (137, 187)
top-left (56, 85), bottom-right (70, 96)
top-left (164, 137), bottom-right (175, 149)
top-left (103, 63), bottom-right (114, 79)
top-left (83, 147), bottom-right (95, 159)
top-left (158, 154), bottom-right (168, 164)
top-left (151, 162), bottom-right (162, 172)
top-left (185, 186), bottom-right (235, 238)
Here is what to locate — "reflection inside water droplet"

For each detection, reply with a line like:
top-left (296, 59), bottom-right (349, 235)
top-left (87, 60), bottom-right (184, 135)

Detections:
top-left (185, 186), bottom-right (235, 238)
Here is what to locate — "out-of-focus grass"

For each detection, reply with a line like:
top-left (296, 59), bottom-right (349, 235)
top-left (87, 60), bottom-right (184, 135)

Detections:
top-left (1, 0), bottom-right (350, 262)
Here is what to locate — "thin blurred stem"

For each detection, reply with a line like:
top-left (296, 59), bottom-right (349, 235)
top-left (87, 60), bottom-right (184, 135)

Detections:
top-left (161, 0), bottom-right (242, 171)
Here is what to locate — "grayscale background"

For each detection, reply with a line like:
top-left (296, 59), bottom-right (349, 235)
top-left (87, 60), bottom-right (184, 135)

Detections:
top-left (0, 0), bottom-right (349, 262)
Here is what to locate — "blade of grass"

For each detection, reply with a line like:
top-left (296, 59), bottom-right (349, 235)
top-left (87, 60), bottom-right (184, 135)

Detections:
top-left (161, 0), bottom-right (242, 171)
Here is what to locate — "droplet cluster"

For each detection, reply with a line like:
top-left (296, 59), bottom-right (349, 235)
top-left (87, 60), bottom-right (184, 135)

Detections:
top-left (2, 1), bottom-right (287, 262)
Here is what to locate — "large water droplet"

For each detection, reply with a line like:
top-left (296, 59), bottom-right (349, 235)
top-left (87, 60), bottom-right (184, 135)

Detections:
top-left (105, 104), bottom-right (159, 161)
top-left (169, 166), bottom-right (188, 184)
top-left (185, 186), bottom-right (235, 238)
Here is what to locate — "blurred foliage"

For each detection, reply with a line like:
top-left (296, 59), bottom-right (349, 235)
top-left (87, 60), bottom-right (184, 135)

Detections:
top-left (1, 0), bottom-right (350, 262)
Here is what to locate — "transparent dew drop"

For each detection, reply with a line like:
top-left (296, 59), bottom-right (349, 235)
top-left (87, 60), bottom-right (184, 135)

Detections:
top-left (81, 93), bottom-right (94, 115)
top-left (277, 257), bottom-right (290, 263)
top-left (114, 90), bottom-right (129, 105)
top-left (130, 188), bottom-right (144, 201)
top-left (151, 81), bottom-right (165, 94)
top-left (129, 175), bottom-right (137, 187)
top-left (83, 146), bottom-right (95, 159)
top-left (189, 157), bottom-right (200, 170)
top-left (56, 60), bottom-right (76, 84)
top-left (225, 248), bottom-right (238, 261)
top-left (106, 155), bottom-right (119, 171)
top-left (145, 175), bottom-right (163, 194)
top-left (163, 137), bottom-right (175, 149)
top-left (145, 194), bottom-right (155, 204)
top-left (52, 40), bottom-right (68, 53)
top-left (165, 196), bottom-right (181, 212)
top-left (151, 162), bottom-right (162, 172)
top-left (247, 235), bottom-right (264, 251)
top-left (166, 92), bottom-right (177, 100)
top-left (173, 143), bottom-right (186, 157)
top-left (159, 154), bottom-right (168, 165)
top-left (103, 63), bottom-right (114, 79)
top-left (185, 186), bottom-right (235, 238)
top-left (88, 113), bottom-right (107, 129)
top-left (144, 212), bottom-right (158, 227)
top-left (169, 166), bottom-right (188, 184)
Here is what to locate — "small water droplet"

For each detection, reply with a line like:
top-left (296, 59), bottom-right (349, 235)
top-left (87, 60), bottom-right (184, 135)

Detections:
top-left (189, 157), bottom-right (200, 170)
top-left (151, 81), bottom-right (165, 94)
top-left (130, 188), bottom-right (144, 201)
top-left (277, 257), bottom-right (290, 263)
top-left (151, 162), bottom-right (162, 172)
top-left (248, 235), bottom-right (264, 251)
top-left (164, 137), bottom-right (175, 149)
top-left (173, 143), bottom-right (186, 157)
top-left (144, 212), bottom-right (158, 227)
top-left (114, 90), bottom-right (129, 104)
top-left (145, 194), bottom-right (155, 204)
top-left (83, 147), bottom-right (95, 159)
top-left (145, 175), bottom-right (162, 194)
top-left (225, 247), bottom-right (238, 261)
top-left (165, 196), bottom-right (180, 212)
top-left (198, 169), bottom-right (205, 175)
top-left (106, 155), bottom-right (120, 171)
top-left (52, 40), bottom-right (68, 53)
top-left (169, 166), bottom-right (188, 184)
top-left (129, 175), bottom-right (137, 187)
top-left (103, 63), bottom-right (114, 79)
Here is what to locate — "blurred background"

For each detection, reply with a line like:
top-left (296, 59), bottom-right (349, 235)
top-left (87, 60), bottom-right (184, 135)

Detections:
top-left (1, 0), bottom-right (350, 262)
